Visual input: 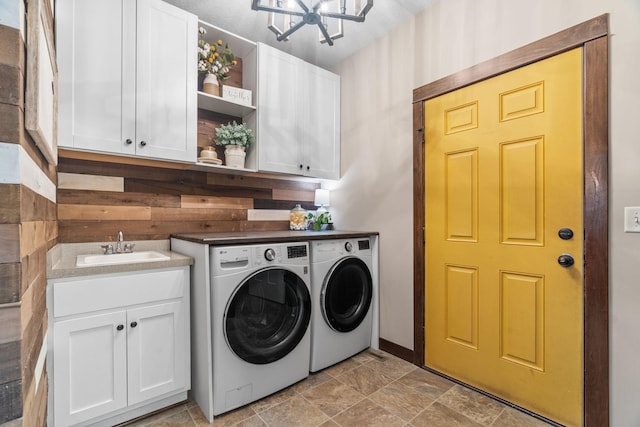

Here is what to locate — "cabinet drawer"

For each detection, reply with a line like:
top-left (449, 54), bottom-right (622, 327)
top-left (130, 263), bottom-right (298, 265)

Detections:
top-left (52, 267), bottom-right (187, 318)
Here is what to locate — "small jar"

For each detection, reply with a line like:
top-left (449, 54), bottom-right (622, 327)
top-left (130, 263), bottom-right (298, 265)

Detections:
top-left (289, 204), bottom-right (307, 231)
top-left (200, 146), bottom-right (217, 159)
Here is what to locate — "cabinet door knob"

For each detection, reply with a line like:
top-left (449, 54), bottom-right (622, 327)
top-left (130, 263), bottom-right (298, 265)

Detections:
top-left (116, 324), bottom-right (124, 331)
top-left (130, 321), bottom-right (138, 328)
top-left (125, 139), bottom-right (133, 145)
top-left (299, 164), bottom-right (303, 169)
top-left (139, 141), bottom-right (147, 147)
top-left (306, 166), bottom-right (310, 171)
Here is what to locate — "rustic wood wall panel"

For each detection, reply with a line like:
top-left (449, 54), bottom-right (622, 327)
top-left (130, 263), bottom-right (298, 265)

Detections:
top-left (0, 20), bottom-right (56, 425)
top-left (57, 157), bottom-right (320, 242)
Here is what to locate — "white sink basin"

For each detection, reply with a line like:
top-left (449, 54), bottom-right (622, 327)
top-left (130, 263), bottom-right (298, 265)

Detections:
top-left (76, 251), bottom-right (171, 267)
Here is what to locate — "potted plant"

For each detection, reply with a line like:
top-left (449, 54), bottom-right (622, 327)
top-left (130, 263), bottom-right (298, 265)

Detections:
top-left (306, 211), bottom-right (332, 231)
top-left (215, 121), bottom-right (255, 168)
top-left (198, 27), bottom-right (236, 96)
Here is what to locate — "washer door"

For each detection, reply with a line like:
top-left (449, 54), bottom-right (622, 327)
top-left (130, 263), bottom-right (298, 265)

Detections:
top-left (322, 257), bottom-right (373, 333)
top-left (225, 268), bottom-right (311, 365)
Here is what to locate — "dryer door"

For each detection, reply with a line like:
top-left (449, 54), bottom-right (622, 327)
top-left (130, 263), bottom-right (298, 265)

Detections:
top-left (225, 268), bottom-right (311, 365)
top-left (322, 258), bottom-right (373, 332)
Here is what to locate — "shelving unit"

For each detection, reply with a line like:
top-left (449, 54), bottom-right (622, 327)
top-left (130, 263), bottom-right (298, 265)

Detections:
top-left (196, 20), bottom-right (258, 171)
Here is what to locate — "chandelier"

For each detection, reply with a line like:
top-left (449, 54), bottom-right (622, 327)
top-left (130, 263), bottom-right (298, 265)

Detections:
top-left (251, 0), bottom-right (374, 46)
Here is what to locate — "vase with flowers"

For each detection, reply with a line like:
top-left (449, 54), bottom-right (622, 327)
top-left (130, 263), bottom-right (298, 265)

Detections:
top-left (215, 121), bottom-right (255, 168)
top-left (198, 27), bottom-right (237, 96)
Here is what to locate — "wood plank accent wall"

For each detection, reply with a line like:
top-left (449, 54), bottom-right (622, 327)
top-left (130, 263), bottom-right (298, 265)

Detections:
top-left (57, 157), bottom-right (319, 243)
top-left (0, 16), bottom-right (56, 427)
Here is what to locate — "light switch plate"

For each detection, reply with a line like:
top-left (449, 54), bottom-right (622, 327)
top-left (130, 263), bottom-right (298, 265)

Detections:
top-left (624, 207), bottom-right (640, 232)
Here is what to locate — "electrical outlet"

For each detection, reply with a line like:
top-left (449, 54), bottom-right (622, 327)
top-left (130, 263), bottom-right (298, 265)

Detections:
top-left (624, 207), bottom-right (640, 232)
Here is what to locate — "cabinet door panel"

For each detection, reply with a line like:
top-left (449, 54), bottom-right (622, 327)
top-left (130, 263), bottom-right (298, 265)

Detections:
top-left (257, 44), bottom-right (303, 175)
top-left (302, 63), bottom-right (340, 179)
top-left (53, 311), bottom-right (127, 426)
top-left (136, 0), bottom-right (197, 162)
top-left (57, 0), bottom-right (136, 154)
top-left (127, 301), bottom-right (188, 405)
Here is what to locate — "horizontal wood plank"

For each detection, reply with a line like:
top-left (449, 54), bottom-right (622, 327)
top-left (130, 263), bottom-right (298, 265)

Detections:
top-left (19, 221), bottom-right (47, 259)
top-left (21, 185), bottom-right (57, 222)
top-left (150, 207), bottom-right (247, 222)
top-left (0, 264), bottom-right (20, 304)
top-left (58, 173), bottom-right (124, 192)
top-left (247, 209), bottom-right (289, 221)
top-left (181, 194), bottom-right (253, 209)
top-left (254, 199), bottom-right (316, 211)
top-left (0, 224), bottom-right (20, 263)
top-left (0, 63), bottom-right (21, 106)
top-left (0, 103), bottom-right (21, 144)
top-left (126, 178), bottom-right (271, 199)
top-left (58, 204), bottom-right (152, 221)
top-left (0, 25), bottom-right (24, 70)
top-left (0, 378), bottom-right (22, 422)
top-left (272, 188), bottom-right (315, 202)
top-left (0, 340), bottom-right (21, 384)
top-left (58, 189), bottom-right (181, 208)
top-left (20, 245), bottom-right (46, 298)
top-left (58, 220), bottom-right (246, 242)
top-left (207, 172), bottom-right (319, 191)
top-left (0, 185), bottom-right (20, 224)
top-left (0, 305), bottom-right (20, 344)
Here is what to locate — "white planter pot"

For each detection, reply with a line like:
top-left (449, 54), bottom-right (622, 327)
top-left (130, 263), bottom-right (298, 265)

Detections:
top-left (224, 145), bottom-right (246, 168)
top-left (202, 73), bottom-right (220, 96)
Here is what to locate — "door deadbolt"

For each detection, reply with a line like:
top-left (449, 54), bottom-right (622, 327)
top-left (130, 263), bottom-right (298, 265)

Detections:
top-left (558, 228), bottom-right (574, 240)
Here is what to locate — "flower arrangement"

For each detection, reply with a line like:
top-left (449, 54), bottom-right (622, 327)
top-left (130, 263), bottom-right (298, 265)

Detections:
top-left (215, 121), bottom-right (255, 147)
top-left (198, 27), bottom-right (237, 81)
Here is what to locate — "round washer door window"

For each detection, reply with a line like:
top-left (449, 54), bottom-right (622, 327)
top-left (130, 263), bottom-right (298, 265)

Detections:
top-left (322, 258), bottom-right (373, 332)
top-left (225, 268), bottom-right (311, 365)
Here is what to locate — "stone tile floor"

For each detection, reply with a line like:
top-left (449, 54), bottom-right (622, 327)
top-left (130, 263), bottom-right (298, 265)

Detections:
top-left (124, 349), bottom-right (553, 427)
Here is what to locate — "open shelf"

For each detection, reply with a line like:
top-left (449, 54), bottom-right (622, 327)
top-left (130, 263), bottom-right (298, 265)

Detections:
top-left (197, 91), bottom-right (255, 118)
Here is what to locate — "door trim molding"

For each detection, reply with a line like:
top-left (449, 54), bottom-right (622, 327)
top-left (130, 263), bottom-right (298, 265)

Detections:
top-left (412, 15), bottom-right (609, 427)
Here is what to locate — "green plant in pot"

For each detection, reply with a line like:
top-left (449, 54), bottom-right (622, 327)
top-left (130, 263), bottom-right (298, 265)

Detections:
top-left (306, 211), bottom-right (332, 231)
top-left (215, 121), bottom-right (255, 168)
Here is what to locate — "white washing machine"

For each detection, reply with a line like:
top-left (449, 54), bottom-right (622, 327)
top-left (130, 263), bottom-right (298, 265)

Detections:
top-left (209, 242), bottom-right (312, 416)
top-left (309, 236), bottom-right (378, 372)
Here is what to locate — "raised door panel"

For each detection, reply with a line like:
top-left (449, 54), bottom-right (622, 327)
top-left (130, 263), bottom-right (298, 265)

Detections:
top-left (257, 43), bottom-right (303, 175)
top-left (56, 0), bottom-right (136, 154)
top-left (302, 63), bottom-right (340, 179)
top-left (127, 301), bottom-right (188, 405)
top-left (53, 311), bottom-right (127, 426)
top-left (136, 0), bottom-right (197, 162)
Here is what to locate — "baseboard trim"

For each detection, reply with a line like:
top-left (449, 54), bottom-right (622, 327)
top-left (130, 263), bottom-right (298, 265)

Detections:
top-left (379, 338), bottom-right (417, 365)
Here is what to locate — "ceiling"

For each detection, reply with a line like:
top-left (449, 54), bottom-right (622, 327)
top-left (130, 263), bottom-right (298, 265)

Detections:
top-left (163, 0), bottom-right (435, 69)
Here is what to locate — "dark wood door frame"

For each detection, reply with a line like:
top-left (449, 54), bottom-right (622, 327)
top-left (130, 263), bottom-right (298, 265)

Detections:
top-left (412, 15), bottom-right (609, 427)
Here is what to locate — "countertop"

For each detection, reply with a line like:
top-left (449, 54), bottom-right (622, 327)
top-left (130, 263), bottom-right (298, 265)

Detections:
top-left (47, 240), bottom-right (193, 280)
top-left (170, 230), bottom-right (379, 245)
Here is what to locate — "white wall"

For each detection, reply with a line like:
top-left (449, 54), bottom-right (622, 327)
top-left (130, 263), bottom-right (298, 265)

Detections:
top-left (332, 0), bottom-right (640, 424)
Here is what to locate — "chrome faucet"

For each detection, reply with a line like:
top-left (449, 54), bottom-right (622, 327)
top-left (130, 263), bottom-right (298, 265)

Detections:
top-left (101, 231), bottom-right (134, 255)
top-left (116, 231), bottom-right (124, 253)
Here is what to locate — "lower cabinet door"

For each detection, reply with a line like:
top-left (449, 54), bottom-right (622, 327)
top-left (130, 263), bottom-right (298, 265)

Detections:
top-left (127, 301), bottom-right (187, 405)
top-left (53, 311), bottom-right (128, 426)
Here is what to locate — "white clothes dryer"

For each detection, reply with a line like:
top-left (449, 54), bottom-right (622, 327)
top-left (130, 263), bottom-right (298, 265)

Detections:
top-left (209, 242), bottom-right (311, 416)
top-left (309, 237), bottom-right (378, 372)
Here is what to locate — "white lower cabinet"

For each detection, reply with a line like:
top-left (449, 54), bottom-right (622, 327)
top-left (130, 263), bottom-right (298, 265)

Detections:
top-left (48, 267), bottom-right (190, 427)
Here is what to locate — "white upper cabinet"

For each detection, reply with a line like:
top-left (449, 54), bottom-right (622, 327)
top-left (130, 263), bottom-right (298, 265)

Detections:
top-left (256, 43), bottom-right (340, 180)
top-left (57, 0), bottom-right (197, 162)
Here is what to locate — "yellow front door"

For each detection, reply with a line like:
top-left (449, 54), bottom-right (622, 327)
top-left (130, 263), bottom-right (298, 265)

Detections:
top-left (424, 48), bottom-right (583, 426)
